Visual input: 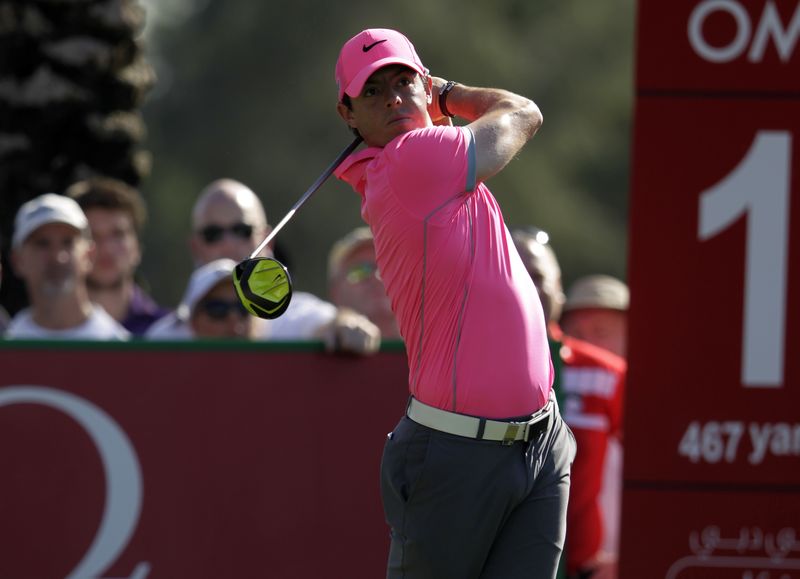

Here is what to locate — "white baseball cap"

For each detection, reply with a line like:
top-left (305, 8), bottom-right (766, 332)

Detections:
top-left (176, 258), bottom-right (238, 320)
top-left (12, 193), bottom-right (89, 248)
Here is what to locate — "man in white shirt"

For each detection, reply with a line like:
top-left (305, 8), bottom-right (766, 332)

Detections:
top-left (189, 179), bottom-right (379, 353)
top-left (146, 259), bottom-right (257, 340)
top-left (5, 193), bottom-right (129, 340)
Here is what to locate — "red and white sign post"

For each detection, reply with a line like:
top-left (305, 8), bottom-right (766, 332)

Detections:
top-left (623, 1), bottom-right (800, 577)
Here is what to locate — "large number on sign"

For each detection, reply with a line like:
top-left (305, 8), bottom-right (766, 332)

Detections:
top-left (678, 421), bottom-right (745, 464)
top-left (698, 131), bottom-right (792, 388)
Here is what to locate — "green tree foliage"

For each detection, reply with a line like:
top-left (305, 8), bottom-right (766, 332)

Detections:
top-left (140, 0), bottom-right (634, 306)
top-left (0, 0), bottom-right (154, 313)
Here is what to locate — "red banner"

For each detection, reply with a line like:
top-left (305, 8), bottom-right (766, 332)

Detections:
top-left (624, 0), bottom-right (800, 577)
top-left (622, 489), bottom-right (800, 578)
top-left (637, 0), bottom-right (800, 93)
top-left (0, 343), bottom-right (409, 579)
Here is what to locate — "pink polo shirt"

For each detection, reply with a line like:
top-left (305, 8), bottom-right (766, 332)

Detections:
top-left (336, 125), bottom-right (551, 418)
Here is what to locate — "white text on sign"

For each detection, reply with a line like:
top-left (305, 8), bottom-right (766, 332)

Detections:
top-left (698, 131), bottom-right (791, 388)
top-left (679, 420), bottom-right (800, 465)
top-left (688, 0), bottom-right (800, 63)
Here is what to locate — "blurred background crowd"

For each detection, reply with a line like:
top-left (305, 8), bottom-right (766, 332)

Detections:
top-left (0, 0), bottom-right (632, 315)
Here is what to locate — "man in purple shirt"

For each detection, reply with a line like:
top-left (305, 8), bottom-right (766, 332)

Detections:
top-left (334, 28), bottom-right (576, 578)
top-left (67, 178), bottom-right (167, 336)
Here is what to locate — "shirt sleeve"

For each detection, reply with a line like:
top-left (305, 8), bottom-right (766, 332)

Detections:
top-left (384, 125), bottom-right (477, 219)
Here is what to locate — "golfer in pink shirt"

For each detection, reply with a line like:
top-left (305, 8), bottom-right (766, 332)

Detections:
top-left (334, 28), bottom-right (576, 578)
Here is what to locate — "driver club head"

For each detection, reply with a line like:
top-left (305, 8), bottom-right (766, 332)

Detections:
top-left (232, 257), bottom-right (293, 319)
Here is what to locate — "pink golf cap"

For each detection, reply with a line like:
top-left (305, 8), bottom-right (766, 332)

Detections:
top-left (336, 28), bottom-right (429, 101)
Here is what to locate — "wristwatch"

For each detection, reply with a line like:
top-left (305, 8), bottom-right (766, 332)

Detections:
top-left (439, 80), bottom-right (458, 118)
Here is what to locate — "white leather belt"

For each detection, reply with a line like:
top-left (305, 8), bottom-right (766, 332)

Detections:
top-left (407, 397), bottom-right (553, 445)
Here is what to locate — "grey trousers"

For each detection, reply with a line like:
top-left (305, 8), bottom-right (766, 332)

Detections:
top-left (380, 402), bottom-right (576, 579)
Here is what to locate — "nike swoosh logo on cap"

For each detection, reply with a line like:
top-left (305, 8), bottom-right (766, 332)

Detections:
top-left (362, 40), bottom-right (387, 52)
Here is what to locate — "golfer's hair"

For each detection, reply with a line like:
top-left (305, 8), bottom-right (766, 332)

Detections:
top-left (66, 177), bottom-right (147, 233)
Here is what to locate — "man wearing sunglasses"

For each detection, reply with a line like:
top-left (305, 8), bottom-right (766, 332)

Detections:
top-left (189, 179), bottom-right (380, 353)
top-left (328, 226), bottom-right (400, 340)
top-left (147, 258), bottom-right (256, 339)
top-left (190, 179), bottom-right (269, 268)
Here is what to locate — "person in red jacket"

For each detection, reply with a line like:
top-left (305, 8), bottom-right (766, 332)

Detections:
top-left (513, 227), bottom-right (626, 579)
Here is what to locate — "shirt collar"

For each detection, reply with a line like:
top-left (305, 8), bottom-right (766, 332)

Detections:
top-left (334, 146), bottom-right (382, 194)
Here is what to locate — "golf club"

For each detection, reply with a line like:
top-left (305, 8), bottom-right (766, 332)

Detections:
top-left (233, 136), bottom-right (363, 319)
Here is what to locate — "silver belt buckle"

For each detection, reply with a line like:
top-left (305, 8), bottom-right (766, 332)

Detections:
top-left (501, 423), bottom-right (522, 445)
top-left (525, 406), bottom-right (551, 442)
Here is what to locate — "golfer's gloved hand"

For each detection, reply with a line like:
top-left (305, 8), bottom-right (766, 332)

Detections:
top-left (319, 308), bottom-right (381, 355)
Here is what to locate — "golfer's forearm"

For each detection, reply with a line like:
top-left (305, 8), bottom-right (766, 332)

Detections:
top-left (436, 81), bottom-right (542, 136)
top-left (449, 85), bottom-right (539, 127)
top-left (439, 82), bottom-right (542, 181)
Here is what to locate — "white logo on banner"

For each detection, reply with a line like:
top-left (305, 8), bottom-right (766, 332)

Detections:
top-left (0, 385), bottom-right (150, 579)
top-left (666, 525), bottom-right (800, 578)
top-left (688, 0), bottom-right (800, 63)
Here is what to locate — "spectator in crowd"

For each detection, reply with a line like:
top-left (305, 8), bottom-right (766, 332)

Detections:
top-left (189, 178), bottom-right (380, 353)
top-left (328, 226), bottom-right (401, 340)
top-left (5, 194), bottom-right (129, 340)
top-left (146, 259), bottom-right (257, 339)
top-left (561, 273), bottom-right (629, 579)
top-left (513, 227), bottom-right (625, 579)
top-left (562, 275), bottom-right (629, 359)
top-left (0, 253), bottom-right (9, 335)
top-left (67, 177), bottom-right (168, 336)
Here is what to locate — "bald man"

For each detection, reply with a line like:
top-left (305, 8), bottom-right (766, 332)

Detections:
top-left (191, 179), bottom-right (270, 267)
top-left (188, 179), bottom-right (380, 353)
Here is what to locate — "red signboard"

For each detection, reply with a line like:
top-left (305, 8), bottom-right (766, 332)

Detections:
top-left (622, 490), bottom-right (800, 578)
top-left (0, 343), bottom-right (409, 579)
top-left (637, 1), bottom-right (800, 93)
top-left (624, 0), bottom-right (800, 577)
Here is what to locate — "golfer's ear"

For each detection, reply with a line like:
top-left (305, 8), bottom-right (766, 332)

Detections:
top-left (337, 102), bottom-right (357, 130)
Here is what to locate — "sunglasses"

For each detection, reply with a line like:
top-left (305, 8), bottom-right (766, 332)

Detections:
top-left (196, 298), bottom-right (249, 320)
top-left (197, 222), bottom-right (254, 244)
top-left (345, 262), bottom-right (382, 284)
